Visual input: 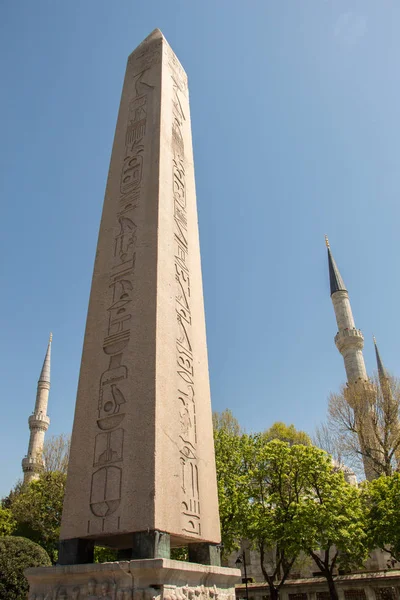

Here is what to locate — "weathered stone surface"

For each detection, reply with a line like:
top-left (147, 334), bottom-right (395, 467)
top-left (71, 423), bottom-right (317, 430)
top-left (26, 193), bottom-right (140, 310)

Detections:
top-left (25, 559), bottom-right (240, 600)
top-left (60, 28), bottom-right (220, 549)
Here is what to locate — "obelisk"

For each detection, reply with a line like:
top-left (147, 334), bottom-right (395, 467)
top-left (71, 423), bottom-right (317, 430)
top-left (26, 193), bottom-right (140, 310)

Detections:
top-left (25, 30), bottom-right (239, 599)
top-left (57, 29), bottom-right (220, 562)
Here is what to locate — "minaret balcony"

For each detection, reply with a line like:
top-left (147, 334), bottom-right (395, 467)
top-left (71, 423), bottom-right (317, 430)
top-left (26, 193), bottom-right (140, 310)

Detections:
top-left (28, 413), bottom-right (50, 430)
top-left (22, 456), bottom-right (44, 471)
top-left (335, 328), bottom-right (364, 353)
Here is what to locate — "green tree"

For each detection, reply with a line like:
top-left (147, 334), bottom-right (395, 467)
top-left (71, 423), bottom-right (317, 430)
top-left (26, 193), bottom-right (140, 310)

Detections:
top-left (2, 481), bottom-right (24, 509)
top-left (299, 448), bottom-right (368, 600)
top-left (8, 472), bottom-right (66, 562)
top-left (0, 507), bottom-right (16, 536)
top-left (363, 473), bottom-right (400, 564)
top-left (263, 422), bottom-right (312, 446)
top-left (213, 420), bottom-right (311, 570)
top-left (240, 438), bottom-right (310, 600)
top-left (213, 409), bottom-right (242, 436)
top-left (0, 536), bottom-right (51, 600)
top-left (94, 546), bottom-right (118, 563)
top-left (237, 438), bottom-right (366, 600)
top-left (170, 546), bottom-right (189, 561)
top-left (214, 427), bottom-right (246, 556)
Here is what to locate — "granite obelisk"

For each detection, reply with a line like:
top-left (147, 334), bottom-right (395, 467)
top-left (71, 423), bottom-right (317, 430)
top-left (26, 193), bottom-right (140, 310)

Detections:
top-left (59, 29), bottom-right (220, 561)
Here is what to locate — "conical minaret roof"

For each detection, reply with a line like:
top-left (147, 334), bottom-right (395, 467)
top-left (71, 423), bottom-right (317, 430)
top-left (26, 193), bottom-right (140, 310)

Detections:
top-left (373, 336), bottom-right (388, 380)
top-left (325, 236), bottom-right (347, 296)
top-left (38, 333), bottom-right (52, 384)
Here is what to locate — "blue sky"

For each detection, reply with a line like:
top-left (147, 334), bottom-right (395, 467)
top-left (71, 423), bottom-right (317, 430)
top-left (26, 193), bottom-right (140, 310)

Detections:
top-left (1, 1), bottom-right (399, 497)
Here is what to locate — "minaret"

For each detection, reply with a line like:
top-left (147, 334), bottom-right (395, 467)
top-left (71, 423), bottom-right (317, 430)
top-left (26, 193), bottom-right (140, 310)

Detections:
top-left (374, 336), bottom-right (389, 381)
top-left (373, 335), bottom-right (394, 415)
top-left (326, 237), bottom-right (377, 479)
top-left (373, 336), bottom-right (400, 465)
top-left (326, 236), bottom-right (368, 384)
top-left (22, 334), bottom-right (52, 484)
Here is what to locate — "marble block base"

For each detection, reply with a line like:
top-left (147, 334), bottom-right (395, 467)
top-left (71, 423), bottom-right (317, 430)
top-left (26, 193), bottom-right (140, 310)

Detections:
top-left (25, 558), bottom-right (240, 600)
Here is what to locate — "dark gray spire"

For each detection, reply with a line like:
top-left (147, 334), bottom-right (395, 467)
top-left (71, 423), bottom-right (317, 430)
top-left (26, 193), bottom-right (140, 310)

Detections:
top-left (325, 236), bottom-right (347, 296)
top-left (38, 333), bottom-right (52, 384)
top-left (373, 336), bottom-right (388, 380)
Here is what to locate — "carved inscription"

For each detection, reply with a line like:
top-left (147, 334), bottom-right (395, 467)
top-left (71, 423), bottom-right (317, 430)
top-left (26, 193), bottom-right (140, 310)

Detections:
top-left (89, 69), bottom-right (152, 524)
top-left (29, 582), bottom-right (235, 600)
top-left (171, 73), bottom-right (201, 536)
top-left (129, 38), bottom-right (162, 73)
top-left (165, 45), bottom-right (188, 95)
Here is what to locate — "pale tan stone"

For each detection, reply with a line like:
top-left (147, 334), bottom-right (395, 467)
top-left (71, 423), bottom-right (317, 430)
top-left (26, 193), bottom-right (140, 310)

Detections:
top-left (60, 29), bottom-right (220, 546)
top-left (25, 559), bottom-right (240, 600)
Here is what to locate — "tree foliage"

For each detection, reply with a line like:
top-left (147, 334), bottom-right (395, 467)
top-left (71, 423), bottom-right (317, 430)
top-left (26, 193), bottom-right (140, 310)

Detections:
top-left (240, 438), bottom-right (307, 600)
top-left (8, 472), bottom-right (66, 562)
top-left (363, 473), bottom-right (400, 564)
top-left (213, 409), bottom-right (242, 436)
top-left (297, 448), bottom-right (367, 600)
top-left (43, 433), bottom-right (70, 474)
top-left (2, 481), bottom-right (24, 510)
top-left (215, 430), bottom-right (367, 600)
top-left (214, 426), bottom-right (246, 555)
top-left (313, 423), bottom-right (347, 467)
top-left (319, 374), bottom-right (400, 479)
top-left (170, 546), bottom-right (189, 561)
top-left (94, 546), bottom-right (118, 563)
top-left (263, 422), bottom-right (312, 446)
top-left (0, 507), bottom-right (16, 536)
top-left (0, 536), bottom-right (51, 600)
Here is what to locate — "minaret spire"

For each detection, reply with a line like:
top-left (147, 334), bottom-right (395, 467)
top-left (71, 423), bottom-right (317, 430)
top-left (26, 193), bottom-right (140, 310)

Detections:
top-left (373, 337), bottom-right (400, 467)
top-left (38, 332), bottom-right (52, 384)
top-left (373, 335), bottom-right (395, 408)
top-left (326, 236), bottom-right (347, 296)
top-left (22, 334), bottom-right (52, 484)
top-left (373, 336), bottom-right (388, 380)
top-left (326, 238), bottom-right (377, 480)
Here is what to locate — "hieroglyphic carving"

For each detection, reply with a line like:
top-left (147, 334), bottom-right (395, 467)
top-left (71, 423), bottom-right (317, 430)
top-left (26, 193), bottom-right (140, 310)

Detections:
top-left (171, 73), bottom-right (201, 536)
top-left (89, 67), bottom-right (152, 527)
top-left (129, 37), bottom-right (162, 73)
top-left (165, 45), bottom-right (188, 95)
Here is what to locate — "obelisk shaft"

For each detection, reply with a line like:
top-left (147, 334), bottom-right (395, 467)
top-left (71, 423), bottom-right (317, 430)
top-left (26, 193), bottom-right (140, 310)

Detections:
top-left (60, 30), bottom-right (220, 551)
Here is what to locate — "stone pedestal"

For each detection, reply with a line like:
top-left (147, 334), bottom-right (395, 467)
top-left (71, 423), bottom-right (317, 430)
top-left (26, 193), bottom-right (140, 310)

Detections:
top-left (25, 559), bottom-right (240, 600)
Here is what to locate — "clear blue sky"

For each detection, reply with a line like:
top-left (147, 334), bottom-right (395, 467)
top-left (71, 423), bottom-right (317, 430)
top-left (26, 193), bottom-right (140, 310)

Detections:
top-left (1, 1), bottom-right (399, 497)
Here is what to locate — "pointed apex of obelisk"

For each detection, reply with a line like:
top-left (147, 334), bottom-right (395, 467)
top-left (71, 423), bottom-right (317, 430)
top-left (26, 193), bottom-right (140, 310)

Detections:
top-left (141, 28), bottom-right (165, 46)
top-left (128, 29), bottom-right (166, 62)
top-left (373, 336), bottom-right (388, 379)
top-left (38, 333), bottom-right (52, 384)
top-left (326, 237), bottom-right (347, 296)
top-left (150, 28), bottom-right (164, 40)
top-left (143, 28), bottom-right (165, 43)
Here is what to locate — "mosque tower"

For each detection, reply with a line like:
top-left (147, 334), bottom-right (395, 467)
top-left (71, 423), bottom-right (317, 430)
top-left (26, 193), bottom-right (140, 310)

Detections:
top-left (22, 334), bottom-right (52, 484)
top-left (326, 237), bottom-right (377, 480)
top-left (373, 337), bottom-right (400, 466)
top-left (374, 336), bottom-right (391, 393)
